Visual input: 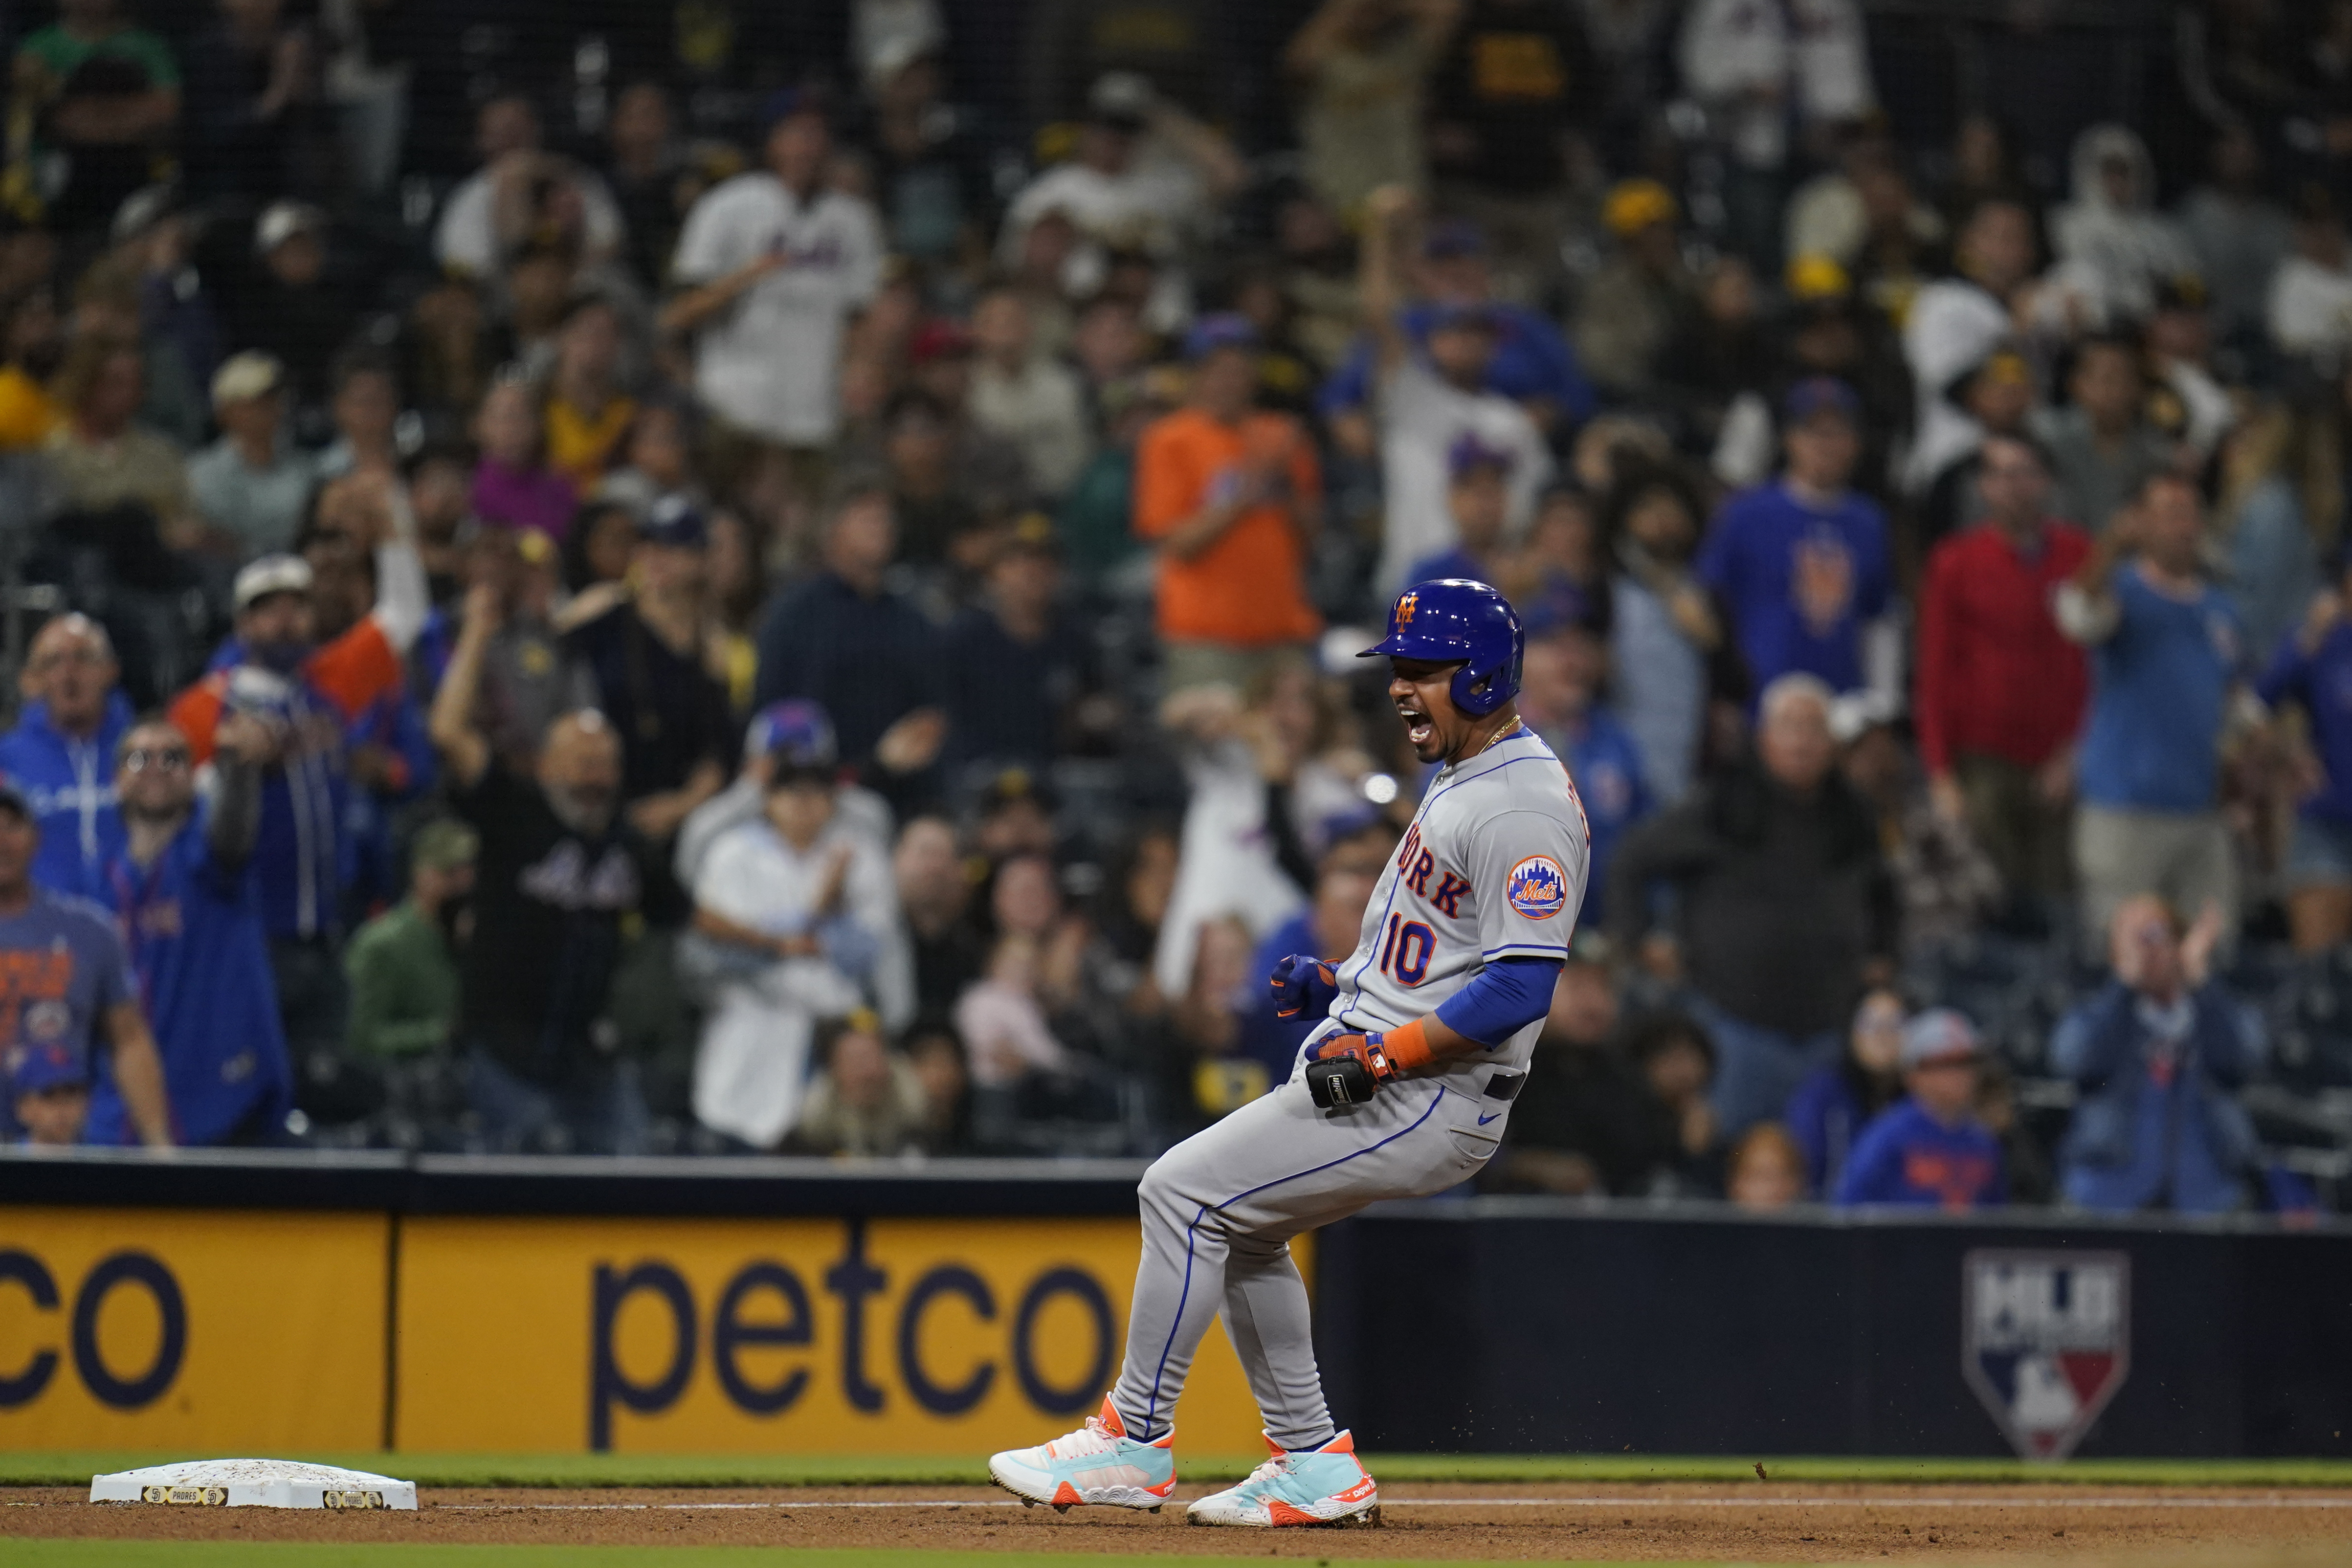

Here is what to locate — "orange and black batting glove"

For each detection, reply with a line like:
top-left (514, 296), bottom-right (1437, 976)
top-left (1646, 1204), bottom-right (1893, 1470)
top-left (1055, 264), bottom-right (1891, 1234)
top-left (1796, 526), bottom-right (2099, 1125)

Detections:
top-left (1305, 1020), bottom-right (1433, 1107)
top-left (1269, 953), bottom-right (1338, 1019)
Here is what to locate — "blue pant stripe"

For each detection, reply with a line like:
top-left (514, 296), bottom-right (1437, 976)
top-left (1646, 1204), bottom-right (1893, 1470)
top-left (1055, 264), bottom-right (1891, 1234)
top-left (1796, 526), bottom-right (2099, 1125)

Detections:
top-left (1139, 1087), bottom-right (1445, 1435)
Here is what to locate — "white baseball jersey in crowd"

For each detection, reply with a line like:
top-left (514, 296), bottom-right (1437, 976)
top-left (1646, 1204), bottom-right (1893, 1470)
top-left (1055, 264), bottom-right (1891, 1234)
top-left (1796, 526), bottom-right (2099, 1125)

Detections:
top-left (1106, 726), bottom-right (1591, 1449)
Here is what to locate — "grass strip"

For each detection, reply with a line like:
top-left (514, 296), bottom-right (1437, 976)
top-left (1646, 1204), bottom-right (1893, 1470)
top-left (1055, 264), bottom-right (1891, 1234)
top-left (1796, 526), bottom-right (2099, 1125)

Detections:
top-left (4, 1452), bottom-right (2350, 1489)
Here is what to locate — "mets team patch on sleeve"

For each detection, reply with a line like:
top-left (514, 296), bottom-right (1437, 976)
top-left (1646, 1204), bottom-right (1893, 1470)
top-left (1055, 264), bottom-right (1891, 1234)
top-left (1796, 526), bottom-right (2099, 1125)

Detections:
top-left (1506, 856), bottom-right (1569, 918)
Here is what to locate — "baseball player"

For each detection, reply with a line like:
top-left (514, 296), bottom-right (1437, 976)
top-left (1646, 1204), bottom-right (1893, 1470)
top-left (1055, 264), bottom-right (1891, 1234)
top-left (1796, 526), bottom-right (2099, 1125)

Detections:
top-left (990, 578), bottom-right (1588, 1527)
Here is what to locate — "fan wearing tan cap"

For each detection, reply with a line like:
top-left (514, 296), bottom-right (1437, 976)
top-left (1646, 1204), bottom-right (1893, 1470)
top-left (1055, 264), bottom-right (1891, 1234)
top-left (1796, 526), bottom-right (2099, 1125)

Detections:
top-left (187, 351), bottom-right (317, 558)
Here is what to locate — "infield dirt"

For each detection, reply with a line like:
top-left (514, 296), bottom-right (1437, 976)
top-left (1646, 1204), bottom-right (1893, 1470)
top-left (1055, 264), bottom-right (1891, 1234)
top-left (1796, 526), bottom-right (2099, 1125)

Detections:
top-left (4, 1482), bottom-right (2349, 1560)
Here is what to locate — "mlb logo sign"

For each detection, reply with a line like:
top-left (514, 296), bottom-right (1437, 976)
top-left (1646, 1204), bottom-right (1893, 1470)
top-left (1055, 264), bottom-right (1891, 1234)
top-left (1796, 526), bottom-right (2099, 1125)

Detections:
top-left (1961, 1250), bottom-right (2130, 1460)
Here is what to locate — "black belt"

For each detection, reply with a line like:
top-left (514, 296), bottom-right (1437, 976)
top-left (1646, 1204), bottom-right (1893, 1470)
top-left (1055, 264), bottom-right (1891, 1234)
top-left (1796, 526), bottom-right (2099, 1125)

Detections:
top-left (1484, 1071), bottom-right (1525, 1102)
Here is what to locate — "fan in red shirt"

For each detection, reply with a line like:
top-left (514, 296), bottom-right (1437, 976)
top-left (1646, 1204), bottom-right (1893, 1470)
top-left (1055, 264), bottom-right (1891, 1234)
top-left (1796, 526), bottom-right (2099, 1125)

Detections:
top-left (1914, 431), bottom-right (2091, 905)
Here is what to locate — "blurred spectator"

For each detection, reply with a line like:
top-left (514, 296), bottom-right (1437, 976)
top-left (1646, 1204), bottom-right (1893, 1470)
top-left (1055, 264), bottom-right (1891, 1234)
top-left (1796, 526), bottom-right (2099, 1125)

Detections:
top-left (0, 776), bottom-right (169, 1146)
top-left (1785, 986), bottom-right (1906, 1198)
top-left (543, 294), bottom-right (638, 489)
top-left (172, 513), bottom-right (428, 1065)
top-left (2045, 126), bottom-right (2196, 330)
top-left (182, 0), bottom-right (325, 202)
top-left (316, 349), bottom-right (400, 481)
top-left (1600, 461), bottom-right (1724, 803)
top-left (1058, 368), bottom-right (1172, 589)
top-left (10, 1043), bottom-right (90, 1146)
top-left (1320, 217), bottom-right (1597, 451)
top-left (562, 498), bottom-right (733, 842)
top-left (689, 724), bottom-right (906, 1151)
top-left (905, 1022), bottom-right (973, 1154)
top-left (231, 202), bottom-right (345, 412)
top-left (968, 285), bottom-right (1091, 500)
top-left (675, 701), bottom-right (895, 893)
top-left (113, 191), bottom-right (222, 437)
top-left (429, 594), bottom-right (683, 1154)
top-left (1147, 912), bottom-right (1263, 1134)
top-left (0, 287), bottom-right (65, 451)
top-left (7, 0), bottom-right (181, 237)
top-left (470, 376), bottom-right (576, 542)
top-left (893, 814), bottom-right (984, 1017)
top-left (1607, 674), bottom-right (1896, 1134)
top-left (343, 818), bottom-right (475, 1061)
top-left (1285, 0), bottom-right (1454, 218)
top-left (2053, 896), bottom-right (2264, 1215)
top-left (1133, 314), bottom-right (1324, 692)
top-left (1903, 198), bottom-right (2041, 499)
top-left (955, 932), bottom-right (1076, 1105)
top-left (2056, 473), bottom-right (2246, 945)
top-left (95, 713), bottom-right (292, 1146)
top-left (1575, 178), bottom-right (1693, 404)
top-left (1725, 1121), bottom-right (1805, 1211)
top-left (0, 614), bottom-right (131, 901)
top-left (1518, 624), bottom-right (1648, 880)
top-left (1833, 1008), bottom-right (2003, 1211)
top-left (2176, 127), bottom-right (2292, 355)
top-left (43, 332), bottom-right (195, 548)
top-left (788, 1011), bottom-right (929, 1156)
top-left (598, 82), bottom-right (691, 292)
top-left (858, 39), bottom-right (995, 266)
top-left (1697, 378), bottom-right (1894, 710)
top-left (666, 92), bottom-right (883, 522)
top-left (1677, 0), bottom-right (1874, 274)
top-left (1425, 0), bottom-right (1598, 301)
top-left (1915, 431), bottom-right (2092, 909)
top-left (1487, 939), bottom-right (1655, 1194)
top-left (2212, 401), bottom-right (2322, 664)
top-left (433, 93), bottom-right (624, 283)
top-left (2267, 190), bottom-right (2352, 366)
top-left (1839, 727), bottom-right (1991, 962)
top-left (1975, 1058), bottom-right (2053, 1207)
top-left (940, 516), bottom-right (1103, 776)
top-left (751, 482), bottom-right (947, 795)
top-left (188, 351), bottom-right (315, 559)
top-left (1359, 188), bottom-right (1551, 596)
top-left (997, 73), bottom-right (1243, 309)
top-left (431, 528), bottom-right (591, 775)
top-left (1916, 346), bottom-right (2039, 546)
top-left (1626, 1009), bottom-right (1723, 1196)
top-left (2256, 557), bottom-right (2352, 952)
top-left (2031, 336), bottom-right (2173, 537)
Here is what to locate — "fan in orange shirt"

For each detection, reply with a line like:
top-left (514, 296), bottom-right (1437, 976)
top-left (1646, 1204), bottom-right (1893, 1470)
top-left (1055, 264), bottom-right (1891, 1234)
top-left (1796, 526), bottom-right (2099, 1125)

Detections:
top-left (1132, 314), bottom-right (1322, 695)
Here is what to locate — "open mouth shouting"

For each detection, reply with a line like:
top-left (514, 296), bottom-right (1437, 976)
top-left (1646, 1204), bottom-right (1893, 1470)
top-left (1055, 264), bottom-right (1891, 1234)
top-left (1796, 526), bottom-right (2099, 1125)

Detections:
top-left (1396, 694), bottom-right (1436, 752)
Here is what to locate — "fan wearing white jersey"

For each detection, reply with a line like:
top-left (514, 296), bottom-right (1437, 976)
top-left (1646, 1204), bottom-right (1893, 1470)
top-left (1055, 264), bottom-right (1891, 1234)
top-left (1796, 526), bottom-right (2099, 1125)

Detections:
top-left (989, 578), bottom-right (1589, 1527)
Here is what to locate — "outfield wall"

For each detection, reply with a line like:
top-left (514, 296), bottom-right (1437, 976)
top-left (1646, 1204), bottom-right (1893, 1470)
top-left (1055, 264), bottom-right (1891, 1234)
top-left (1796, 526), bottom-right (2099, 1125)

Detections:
top-left (1, 1149), bottom-right (2347, 1458)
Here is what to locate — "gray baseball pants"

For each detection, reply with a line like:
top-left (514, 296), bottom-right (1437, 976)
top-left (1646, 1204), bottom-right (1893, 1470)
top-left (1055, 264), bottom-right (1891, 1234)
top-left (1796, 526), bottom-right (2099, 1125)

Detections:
top-left (1107, 1072), bottom-right (1503, 1449)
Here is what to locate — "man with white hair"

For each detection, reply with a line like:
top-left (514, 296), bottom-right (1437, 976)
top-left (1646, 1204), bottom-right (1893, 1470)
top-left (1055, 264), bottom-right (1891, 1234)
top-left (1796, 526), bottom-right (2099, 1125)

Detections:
top-left (1605, 672), bottom-right (1899, 1134)
top-left (0, 614), bottom-right (133, 900)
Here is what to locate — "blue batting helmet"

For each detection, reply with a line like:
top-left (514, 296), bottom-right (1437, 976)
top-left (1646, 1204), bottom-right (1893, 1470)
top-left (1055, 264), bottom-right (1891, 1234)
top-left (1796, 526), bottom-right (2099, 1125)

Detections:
top-left (1358, 579), bottom-right (1523, 716)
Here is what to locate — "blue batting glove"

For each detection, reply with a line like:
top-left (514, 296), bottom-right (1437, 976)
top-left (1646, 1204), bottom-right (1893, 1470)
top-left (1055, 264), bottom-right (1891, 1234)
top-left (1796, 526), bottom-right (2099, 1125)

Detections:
top-left (1269, 953), bottom-right (1339, 1019)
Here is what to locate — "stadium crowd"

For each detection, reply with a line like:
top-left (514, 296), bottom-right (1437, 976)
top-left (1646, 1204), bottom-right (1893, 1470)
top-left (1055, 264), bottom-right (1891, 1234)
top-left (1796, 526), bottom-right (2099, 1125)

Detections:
top-left (2, 0), bottom-right (2352, 1215)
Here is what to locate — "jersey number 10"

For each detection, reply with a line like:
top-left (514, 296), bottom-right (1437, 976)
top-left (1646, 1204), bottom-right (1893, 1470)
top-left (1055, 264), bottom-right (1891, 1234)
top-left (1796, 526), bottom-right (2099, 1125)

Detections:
top-left (1378, 914), bottom-right (1436, 986)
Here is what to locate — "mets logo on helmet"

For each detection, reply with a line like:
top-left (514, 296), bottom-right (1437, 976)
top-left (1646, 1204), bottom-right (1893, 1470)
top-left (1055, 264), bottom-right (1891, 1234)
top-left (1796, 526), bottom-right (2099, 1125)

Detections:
top-left (1397, 592), bottom-right (1419, 623)
top-left (1506, 856), bottom-right (1569, 919)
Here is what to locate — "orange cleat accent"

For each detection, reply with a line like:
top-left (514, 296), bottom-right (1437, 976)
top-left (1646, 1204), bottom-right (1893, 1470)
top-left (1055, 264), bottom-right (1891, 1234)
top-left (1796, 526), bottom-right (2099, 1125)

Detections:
top-left (1266, 1499), bottom-right (1318, 1526)
top-left (1051, 1481), bottom-right (1082, 1505)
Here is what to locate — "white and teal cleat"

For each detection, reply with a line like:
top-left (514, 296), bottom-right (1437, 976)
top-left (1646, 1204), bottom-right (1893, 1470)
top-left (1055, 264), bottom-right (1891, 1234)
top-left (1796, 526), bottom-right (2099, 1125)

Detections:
top-left (988, 1396), bottom-right (1178, 1513)
top-left (1184, 1430), bottom-right (1380, 1528)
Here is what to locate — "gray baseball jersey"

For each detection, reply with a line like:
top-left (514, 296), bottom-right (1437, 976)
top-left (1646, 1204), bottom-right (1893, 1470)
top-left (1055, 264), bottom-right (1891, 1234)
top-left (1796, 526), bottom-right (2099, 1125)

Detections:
top-left (1105, 727), bottom-right (1590, 1449)
top-left (1315, 727), bottom-right (1591, 1086)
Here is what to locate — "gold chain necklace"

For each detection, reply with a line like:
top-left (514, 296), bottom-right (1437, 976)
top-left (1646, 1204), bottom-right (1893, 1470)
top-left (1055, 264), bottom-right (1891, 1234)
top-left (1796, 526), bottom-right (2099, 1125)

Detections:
top-left (1476, 718), bottom-right (1524, 755)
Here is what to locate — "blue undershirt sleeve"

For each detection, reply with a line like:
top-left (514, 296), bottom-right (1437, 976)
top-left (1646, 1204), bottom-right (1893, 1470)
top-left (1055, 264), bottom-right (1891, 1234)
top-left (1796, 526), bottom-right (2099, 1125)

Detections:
top-left (1433, 956), bottom-right (1564, 1048)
